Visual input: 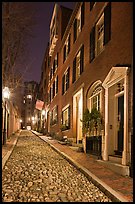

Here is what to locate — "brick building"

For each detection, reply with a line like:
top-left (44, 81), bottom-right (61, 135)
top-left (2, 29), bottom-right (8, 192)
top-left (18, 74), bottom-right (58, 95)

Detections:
top-left (22, 81), bottom-right (38, 129)
top-left (40, 2), bottom-right (133, 176)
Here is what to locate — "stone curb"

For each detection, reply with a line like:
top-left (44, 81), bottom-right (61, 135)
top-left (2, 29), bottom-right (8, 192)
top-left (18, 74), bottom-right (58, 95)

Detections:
top-left (2, 130), bottom-right (21, 170)
top-left (31, 132), bottom-right (129, 203)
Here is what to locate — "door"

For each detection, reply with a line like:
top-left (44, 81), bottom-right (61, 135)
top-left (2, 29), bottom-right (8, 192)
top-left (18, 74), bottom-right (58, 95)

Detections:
top-left (77, 96), bottom-right (82, 143)
top-left (117, 95), bottom-right (124, 153)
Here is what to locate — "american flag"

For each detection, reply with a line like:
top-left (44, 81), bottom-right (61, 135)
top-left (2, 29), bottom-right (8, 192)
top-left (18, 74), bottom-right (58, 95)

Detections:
top-left (35, 100), bottom-right (44, 110)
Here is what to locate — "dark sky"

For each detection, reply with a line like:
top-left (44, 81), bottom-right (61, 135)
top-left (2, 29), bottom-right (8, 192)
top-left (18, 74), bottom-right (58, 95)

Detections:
top-left (23, 2), bottom-right (76, 83)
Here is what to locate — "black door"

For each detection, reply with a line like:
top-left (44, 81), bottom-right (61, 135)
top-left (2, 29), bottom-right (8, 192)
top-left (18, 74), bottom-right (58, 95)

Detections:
top-left (117, 95), bottom-right (124, 154)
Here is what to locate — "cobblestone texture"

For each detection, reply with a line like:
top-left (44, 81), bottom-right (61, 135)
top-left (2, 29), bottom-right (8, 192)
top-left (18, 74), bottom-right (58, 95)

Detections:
top-left (2, 131), bottom-right (112, 202)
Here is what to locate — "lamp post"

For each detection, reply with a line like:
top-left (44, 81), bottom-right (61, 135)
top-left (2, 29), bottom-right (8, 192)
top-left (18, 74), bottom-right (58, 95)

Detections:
top-left (3, 87), bottom-right (10, 145)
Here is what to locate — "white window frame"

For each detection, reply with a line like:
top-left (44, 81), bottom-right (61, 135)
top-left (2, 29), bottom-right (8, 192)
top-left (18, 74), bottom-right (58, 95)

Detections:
top-left (76, 10), bottom-right (81, 37)
top-left (62, 105), bottom-right (70, 128)
top-left (89, 86), bottom-right (102, 112)
top-left (76, 50), bottom-right (81, 80)
top-left (95, 13), bottom-right (104, 56)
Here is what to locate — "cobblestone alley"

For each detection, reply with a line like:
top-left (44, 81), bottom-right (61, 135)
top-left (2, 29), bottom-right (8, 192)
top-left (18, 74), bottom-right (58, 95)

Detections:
top-left (2, 130), bottom-right (112, 202)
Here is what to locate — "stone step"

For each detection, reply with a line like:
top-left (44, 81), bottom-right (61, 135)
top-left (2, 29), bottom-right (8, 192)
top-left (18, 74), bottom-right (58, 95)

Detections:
top-left (97, 160), bottom-right (130, 176)
top-left (109, 155), bottom-right (122, 164)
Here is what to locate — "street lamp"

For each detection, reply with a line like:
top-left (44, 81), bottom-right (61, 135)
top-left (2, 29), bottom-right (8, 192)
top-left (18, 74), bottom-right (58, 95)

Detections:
top-left (3, 87), bottom-right (10, 145)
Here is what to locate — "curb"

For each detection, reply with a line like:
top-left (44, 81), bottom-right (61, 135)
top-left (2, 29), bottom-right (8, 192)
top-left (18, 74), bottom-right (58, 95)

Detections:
top-left (32, 132), bottom-right (129, 202)
top-left (2, 131), bottom-right (21, 170)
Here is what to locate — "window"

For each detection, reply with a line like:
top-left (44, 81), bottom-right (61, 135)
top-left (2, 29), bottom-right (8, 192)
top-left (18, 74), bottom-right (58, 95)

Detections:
top-left (96, 13), bottom-right (104, 55)
top-left (27, 95), bottom-right (32, 99)
top-left (90, 3), bottom-right (111, 62)
top-left (62, 68), bottom-right (70, 94)
top-left (72, 45), bottom-right (84, 83)
top-left (51, 106), bottom-right (58, 125)
top-left (61, 105), bottom-right (70, 130)
top-left (63, 34), bottom-right (71, 62)
top-left (89, 84), bottom-right (102, 111)
top-left (73, 3), bottom-right (85, 42)
top-left (53, 53), bottom-right (58, 73)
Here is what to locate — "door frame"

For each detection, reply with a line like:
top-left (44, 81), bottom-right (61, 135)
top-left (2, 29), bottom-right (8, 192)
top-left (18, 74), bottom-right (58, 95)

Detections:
top-left (102, 66), bottom-right (129, 165)
top-left (73, 87), bottom-right (83, 144)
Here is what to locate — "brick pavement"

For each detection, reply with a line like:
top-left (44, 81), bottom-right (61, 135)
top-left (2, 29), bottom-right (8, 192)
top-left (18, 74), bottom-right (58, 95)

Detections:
top-left (2, 130), bottom-right (133, 202)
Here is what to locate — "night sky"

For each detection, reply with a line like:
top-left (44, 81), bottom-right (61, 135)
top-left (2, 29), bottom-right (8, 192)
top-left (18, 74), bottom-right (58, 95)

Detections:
top-left (23, 2), bottom-right (76, 83)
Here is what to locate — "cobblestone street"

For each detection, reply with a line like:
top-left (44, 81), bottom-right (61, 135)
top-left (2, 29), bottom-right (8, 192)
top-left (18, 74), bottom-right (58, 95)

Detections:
top-left (2, 130), bottom-right (112, 202)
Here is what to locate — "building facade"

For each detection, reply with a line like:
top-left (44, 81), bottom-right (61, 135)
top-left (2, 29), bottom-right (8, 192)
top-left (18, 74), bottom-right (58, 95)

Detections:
top-left (40, 2), bottom-right (133, 176)
top-left (22, 81), bottom-right (38, 129)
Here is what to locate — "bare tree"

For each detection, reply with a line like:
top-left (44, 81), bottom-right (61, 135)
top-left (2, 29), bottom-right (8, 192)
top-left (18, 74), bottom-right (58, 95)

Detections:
top-left (2, 2), bottom-right (37, 93)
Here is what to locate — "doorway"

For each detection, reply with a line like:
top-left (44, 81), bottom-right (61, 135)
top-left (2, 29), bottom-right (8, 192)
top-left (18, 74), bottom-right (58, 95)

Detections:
top-left (73, 88), bottom-right (83, 144)
top-left (117, 95), bottom-right (124, 155)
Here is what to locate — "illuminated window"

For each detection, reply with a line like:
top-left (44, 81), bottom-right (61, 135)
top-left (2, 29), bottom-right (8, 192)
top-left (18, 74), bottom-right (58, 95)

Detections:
top-left (96, 13), bottom-right (104, 55)
top-left (89, 84), bottom-right (102, 111)
top-left (62, 68), bottom-right (70, 94)
top-left (27, 95), bottom-right (32, 99)
top-left (63, 34), bottom-right (71, 62)
top-left (72, 45), bottom-right (84, 83)
top-left (50, 106), bottom-right (58, 125)
top-left (61, 105), bottom-right (70, 130)
top-left (90, 3), bottom-right (111, 62)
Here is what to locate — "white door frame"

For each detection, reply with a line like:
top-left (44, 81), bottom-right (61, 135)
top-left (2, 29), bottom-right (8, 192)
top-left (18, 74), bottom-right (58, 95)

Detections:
top-left (73, 88), bottom-right (83, 143)
top-left (102, 67), bottom-right (129, 165)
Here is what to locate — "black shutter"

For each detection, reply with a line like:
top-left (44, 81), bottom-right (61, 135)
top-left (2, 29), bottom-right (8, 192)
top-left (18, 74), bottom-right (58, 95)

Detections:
top-left (80, 45), bottom-right (84, 74)
top-left (68, 34), bottom-right (70, 54)
top-left (104, 2), bottom-right (111, 45)
top-left (68, 106), bottom-right (70, 128)
top-left (72, 57), bottom-right (76, 83)
top-left (53, 60), bottom-right (55, 74)
top-left (67, 67), bottom-right (70, 90)
top-left (57, 53), bottom-right (58, 67)
top-left (81, 2), bottom-right (85, 30)
top-left (74, 19), bottom-right (77, 42)
top-left (90, 2), bottom-right (95, 11)
top-left (62, 75), bottom-right (65, 95)
top-left (50, 88), bottom-right (51, 101)
top-left (53, 81), bottom-right (55, 98)
top-left (90, 26), bottom-right (95, 62)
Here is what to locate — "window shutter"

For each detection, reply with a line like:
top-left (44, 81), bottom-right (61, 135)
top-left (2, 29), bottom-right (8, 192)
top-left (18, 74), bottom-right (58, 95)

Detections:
top-left (50, 88), bottom-right (51, 101)
top-left (67, 67), bottom-right (70, 89)
top-left (68, 106), bottom-right (70, 128)
top-left (104, 2), bottom-right (111, 45)
top-left (62, 75), bottom-right (65, 95)
top-left (74, 19), bottom-right (77, 42)
top-left (90, 26), bottom-right (95, 62)
top-left (68, 34), bottom-right (70, 54)
top-left (57, 53), bottom-right (58, 67)
top-left (53, 60), bottom-right (55, 74)
top-left (72, 58), bottom-right (76, 83)
top-left (80, 45), bottom-right (84, 74)
top-left (81, 3), bottom-right (85, 30)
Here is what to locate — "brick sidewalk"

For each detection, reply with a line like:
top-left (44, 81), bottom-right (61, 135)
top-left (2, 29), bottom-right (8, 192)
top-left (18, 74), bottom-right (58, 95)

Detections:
top-left (2, 134), bottom-right (18, 159)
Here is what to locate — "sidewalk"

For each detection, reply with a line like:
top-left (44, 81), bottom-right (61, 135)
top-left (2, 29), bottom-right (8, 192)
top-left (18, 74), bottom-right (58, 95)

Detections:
top-left (31, 131), bottom-right (133, 202)
top-left (2, 130), bottom-right (20, 169)
top-left (2, 130), bottom-right (133, 202)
